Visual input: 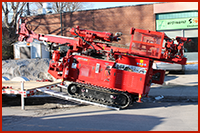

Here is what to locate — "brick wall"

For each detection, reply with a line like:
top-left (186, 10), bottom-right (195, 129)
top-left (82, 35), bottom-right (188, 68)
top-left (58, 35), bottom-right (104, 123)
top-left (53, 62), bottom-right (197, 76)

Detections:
top-left (27, 4), bottom-right (155, 45)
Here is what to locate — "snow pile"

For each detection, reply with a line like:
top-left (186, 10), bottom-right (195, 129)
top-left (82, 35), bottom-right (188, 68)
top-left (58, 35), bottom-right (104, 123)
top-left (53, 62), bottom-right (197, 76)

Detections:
top-left (2, 58), bottom-right (55, 81)
top-left (185, 64), bottom-right (198, 71)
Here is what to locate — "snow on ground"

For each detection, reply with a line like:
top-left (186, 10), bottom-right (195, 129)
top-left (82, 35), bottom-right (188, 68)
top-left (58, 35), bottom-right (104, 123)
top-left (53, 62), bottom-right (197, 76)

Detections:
top-left (2, 58), bottom-right (54, 81)
top-left (185, 64), bottom-right (198, 71)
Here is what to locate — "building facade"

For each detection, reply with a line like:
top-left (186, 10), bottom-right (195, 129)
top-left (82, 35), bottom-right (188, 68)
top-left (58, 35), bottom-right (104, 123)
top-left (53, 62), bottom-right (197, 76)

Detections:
top-left (154, 2), bottom-right (198, 62)
top-left (27, 2), bottom-right (198, 62)
top-left (27, 4), bottom-right (155, 45)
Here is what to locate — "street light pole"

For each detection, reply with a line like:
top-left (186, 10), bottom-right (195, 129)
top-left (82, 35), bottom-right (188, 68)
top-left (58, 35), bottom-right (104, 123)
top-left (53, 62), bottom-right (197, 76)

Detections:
top-left (27, 2), bottom-right (30, 15)
top-left (60, 10), bottom-right (63, 36)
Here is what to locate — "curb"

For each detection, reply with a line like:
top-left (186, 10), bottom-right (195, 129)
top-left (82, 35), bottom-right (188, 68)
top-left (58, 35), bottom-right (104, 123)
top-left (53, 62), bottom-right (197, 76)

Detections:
top-left (163, 96), bottom-right (198, 100)
top-left (186, 62), bottom-right (198, 65)
top-left (146, 95), bottom-right (198, 102)
top-left (150, 82), bottom-right (198, 87)
top-left (162, 82), bottom-right (198, 87)
top-left (148, 95), bottom-right (198, 100)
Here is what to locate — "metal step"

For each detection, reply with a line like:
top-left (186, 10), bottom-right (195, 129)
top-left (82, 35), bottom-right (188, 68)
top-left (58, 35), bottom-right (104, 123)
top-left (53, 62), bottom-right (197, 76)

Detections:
top-left (36, 85), bottom-right (120, 111)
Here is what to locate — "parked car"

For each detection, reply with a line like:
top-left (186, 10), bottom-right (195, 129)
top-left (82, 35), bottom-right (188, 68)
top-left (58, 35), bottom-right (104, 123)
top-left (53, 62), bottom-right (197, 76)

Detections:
top-left (152, 61), bottom-right (185, 74)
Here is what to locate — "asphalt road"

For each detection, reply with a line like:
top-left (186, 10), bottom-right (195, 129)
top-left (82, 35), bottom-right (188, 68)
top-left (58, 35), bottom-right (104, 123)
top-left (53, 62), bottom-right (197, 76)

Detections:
top-left (2, 98), bottom-right (198, 131)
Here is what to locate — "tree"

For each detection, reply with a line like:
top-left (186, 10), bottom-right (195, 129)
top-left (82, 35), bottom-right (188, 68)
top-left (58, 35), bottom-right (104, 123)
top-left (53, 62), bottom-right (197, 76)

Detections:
top-left (2, 36), bottom-right (14, 59)
top-left (2, 2), bottom-right (27, 39)
top-left (36, 2), bottom-right (89, 13)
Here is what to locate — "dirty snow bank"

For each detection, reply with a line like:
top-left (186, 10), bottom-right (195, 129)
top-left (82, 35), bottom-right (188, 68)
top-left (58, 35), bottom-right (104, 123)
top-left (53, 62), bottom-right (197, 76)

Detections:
top-left (2, 58), bottom-right (55, 81)
top-left (185, 64), bottom-right (198, 71)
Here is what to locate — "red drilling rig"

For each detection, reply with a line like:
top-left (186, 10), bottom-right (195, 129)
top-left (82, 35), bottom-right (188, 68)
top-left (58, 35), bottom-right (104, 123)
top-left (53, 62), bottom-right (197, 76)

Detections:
top-left (17, 17), bottom-right (190, 109)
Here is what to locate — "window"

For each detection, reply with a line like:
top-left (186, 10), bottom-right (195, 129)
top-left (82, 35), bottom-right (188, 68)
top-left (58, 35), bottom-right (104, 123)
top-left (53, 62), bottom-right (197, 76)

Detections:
top-left (184, 37), bottom-right (198, 52)
top-left (156, 11), bottom-right (198, 20)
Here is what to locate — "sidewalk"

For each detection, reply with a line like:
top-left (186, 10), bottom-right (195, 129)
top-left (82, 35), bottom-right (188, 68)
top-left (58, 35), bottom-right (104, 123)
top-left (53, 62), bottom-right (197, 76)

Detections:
top-left (149, 70), bottom-right (198, 100)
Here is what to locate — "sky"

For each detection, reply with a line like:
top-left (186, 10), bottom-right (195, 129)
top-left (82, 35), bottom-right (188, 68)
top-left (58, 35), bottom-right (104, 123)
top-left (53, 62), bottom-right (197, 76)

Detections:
top-left (85, 2), bottom-right (159, 10)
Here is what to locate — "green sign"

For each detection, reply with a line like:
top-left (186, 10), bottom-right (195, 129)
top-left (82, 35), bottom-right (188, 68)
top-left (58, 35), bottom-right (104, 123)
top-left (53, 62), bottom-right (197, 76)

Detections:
top-left (156, 17), bottom-right (198, 30)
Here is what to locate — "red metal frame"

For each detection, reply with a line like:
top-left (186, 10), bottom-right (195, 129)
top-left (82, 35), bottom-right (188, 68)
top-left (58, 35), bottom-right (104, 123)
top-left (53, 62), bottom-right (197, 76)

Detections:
top-left (129, 27), bottom-right (189, 65)
top-left (129, 28), bottom-right (165, 59)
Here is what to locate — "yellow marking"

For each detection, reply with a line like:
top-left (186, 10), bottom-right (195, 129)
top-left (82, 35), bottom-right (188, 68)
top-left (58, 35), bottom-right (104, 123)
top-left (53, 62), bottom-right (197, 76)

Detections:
top-left (139, 60), bottom-right (144, 67)
top-left (186, 62), bottom-right (198, 64)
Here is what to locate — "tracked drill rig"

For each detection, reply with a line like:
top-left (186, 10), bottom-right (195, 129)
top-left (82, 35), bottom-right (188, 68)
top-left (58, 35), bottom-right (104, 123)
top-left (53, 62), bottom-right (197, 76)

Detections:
top-left (17, 17), bottom-right (190, 109)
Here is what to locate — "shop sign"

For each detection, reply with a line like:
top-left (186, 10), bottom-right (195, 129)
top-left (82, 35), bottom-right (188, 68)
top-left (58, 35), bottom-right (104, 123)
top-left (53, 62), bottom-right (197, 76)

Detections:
top-left (156, 17), bottom-right (198, 30)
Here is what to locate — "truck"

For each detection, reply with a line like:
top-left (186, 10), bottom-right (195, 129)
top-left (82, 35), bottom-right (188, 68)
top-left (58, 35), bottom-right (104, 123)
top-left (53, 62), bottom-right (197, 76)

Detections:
top-left (15, 17), bottom-right (190, 109)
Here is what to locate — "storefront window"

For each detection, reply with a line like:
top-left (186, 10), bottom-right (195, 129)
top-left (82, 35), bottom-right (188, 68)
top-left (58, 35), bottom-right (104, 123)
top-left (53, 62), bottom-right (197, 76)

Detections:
top-left (184, 37), bottom-right (198, 52)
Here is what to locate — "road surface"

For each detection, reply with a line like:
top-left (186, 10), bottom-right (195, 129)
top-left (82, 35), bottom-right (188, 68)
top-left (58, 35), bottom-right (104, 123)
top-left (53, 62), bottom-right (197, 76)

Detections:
top-left (2, 97), bottom-right (198, 131)
top-left (2, 71), bottom-right (198, 131)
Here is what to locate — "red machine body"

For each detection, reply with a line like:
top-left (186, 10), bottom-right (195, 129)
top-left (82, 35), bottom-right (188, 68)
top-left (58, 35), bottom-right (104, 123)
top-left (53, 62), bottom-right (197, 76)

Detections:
top-left (48, 52), bottom-right (165, 101)
top-left (17, 17), bottom-right (189, 108)
top-left (70, 26), bottom-right (120, 42)
top-left (129, 28), bottom-right (188, 64)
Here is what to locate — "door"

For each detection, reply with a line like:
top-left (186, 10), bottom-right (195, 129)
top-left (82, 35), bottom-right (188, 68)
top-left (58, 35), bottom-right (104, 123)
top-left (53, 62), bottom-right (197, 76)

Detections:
top-left (20, 47), bottom-right (31, 59)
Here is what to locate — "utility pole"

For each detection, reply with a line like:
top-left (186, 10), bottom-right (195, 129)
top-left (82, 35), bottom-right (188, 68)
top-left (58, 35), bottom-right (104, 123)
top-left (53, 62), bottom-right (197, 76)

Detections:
top-left (60, 10), bottom-right (63, 36)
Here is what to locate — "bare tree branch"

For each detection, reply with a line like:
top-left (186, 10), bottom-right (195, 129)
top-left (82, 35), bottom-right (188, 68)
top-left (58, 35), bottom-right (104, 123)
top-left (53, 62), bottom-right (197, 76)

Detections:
top-left (50, 2), bottom-right (87, 13)
top-left (2, 4), bottom-right (6, 14)
top-left (54, 2), bottom-right (61, 12)
top-left (11, 2), bottom-right (15, 10)
top-left (18, 2), bottom-right (26, 13)
top-left (38, 2), bottom-right (43, 8)
top-left (15, 2), bottom-right (20, 11)
top-left (2, 2), bottom-right (27, 39)
top-left (33, 2), bottom-right (90, 14)
top-left (4, 2), bottom-right (8, 12)
top-left (2, 2), bottom-right (10, 28)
